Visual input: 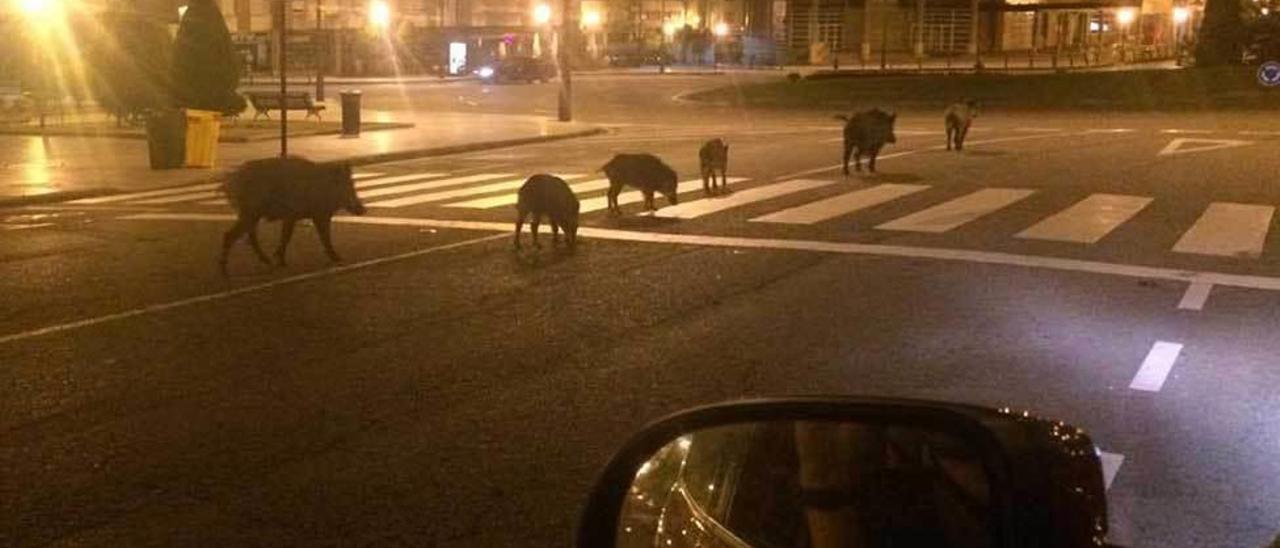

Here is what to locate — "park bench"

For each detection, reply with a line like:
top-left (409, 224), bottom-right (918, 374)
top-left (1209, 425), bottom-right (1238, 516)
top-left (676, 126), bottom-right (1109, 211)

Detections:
top-left (245, 91), bottom-right (325, 121)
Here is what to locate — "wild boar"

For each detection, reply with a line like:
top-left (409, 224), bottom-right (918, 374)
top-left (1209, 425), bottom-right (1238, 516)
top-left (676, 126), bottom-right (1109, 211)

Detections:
top-left (945, 99), bottom-right (979, 151)
top-left (698, 138), bottom-right (730, 195)
top-left (515, 174), bottom-right (579, 250)
top-left (219, 156), bottom-right (366, 274)
top-left (837, 108), bottom-right (897, 174)
top-left (601, 153), bottom-right (679, 214)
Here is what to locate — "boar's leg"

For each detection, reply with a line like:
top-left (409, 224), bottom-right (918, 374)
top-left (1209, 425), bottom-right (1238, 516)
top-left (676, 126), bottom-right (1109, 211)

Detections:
top-left (842, 141), bottom-right (853, 176)
top-left (642, 190), bottom-right (655, 211)
top-left (702, 168), bottom-right (712, 196)
top-left (606, 183), bottom-right (622, 215)
top-left (530, 213), bottom-right (542, 248)
top-left (551, 220), bottom-right (561, 246)
top-left (220, 215), bottom-right (260, 274)
top-left (313, 216), bottom-right (342, 263)
top-left (275, 218), bottom-right (297, 266)
top-left (868, 147), bottom-right (879, 173)
top-left (514, 208), bottom-right (528, 249)
top-left (246, 224), bottom-right (272, 265)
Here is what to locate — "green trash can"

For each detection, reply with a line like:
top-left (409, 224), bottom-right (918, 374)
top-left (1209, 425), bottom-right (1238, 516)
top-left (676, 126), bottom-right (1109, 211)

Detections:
top-left (146, 109), bottom-right (186, 170)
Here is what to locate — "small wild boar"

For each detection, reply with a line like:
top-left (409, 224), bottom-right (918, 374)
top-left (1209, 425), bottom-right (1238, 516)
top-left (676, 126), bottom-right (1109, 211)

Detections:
top-left (698, 138), bottom-right (729, 195)
top-left (219, 156), bottom-right (366, 274)
top-left (515, 174), bottom-right (579, 250)
top-left (945, 99), bottom-right (979, 151)
top-left (837, 108), bottom-right (897, 174)
top-left (601, 153), bottom-right (679, 214)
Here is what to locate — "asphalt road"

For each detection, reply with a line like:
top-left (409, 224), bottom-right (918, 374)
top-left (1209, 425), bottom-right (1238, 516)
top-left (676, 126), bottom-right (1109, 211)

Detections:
top-left (4, 75), bottom-right (1280, 547)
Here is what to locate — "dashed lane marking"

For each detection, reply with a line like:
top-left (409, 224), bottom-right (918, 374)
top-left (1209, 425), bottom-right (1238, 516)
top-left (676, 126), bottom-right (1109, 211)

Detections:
top-left (1178, 281), bottom-right (1213, 311)
top-left (1129, 341), bottom-right (1183, 392)
top-left (1098, 451), bottom-right (1124, 490)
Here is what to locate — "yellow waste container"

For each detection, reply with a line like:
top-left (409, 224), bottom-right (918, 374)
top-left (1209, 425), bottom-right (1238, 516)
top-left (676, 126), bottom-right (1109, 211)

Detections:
top-left (184, 109), bottom-right (222, 168)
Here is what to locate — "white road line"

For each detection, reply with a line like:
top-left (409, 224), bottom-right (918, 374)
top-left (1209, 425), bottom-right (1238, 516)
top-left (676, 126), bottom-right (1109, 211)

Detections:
top-left (355, 172), bottom-right (450, 190)
top-left (577, 177), bottom-right (749, 214)
top-left (1160, 129), bottom-right (1214, 134)
top-left (1129, 341), bottom-right (1183, 392)
top-left (133, 190), bottom-right (223, 205)
top-left (1013, 127), bottom-right (1065, 133)
top-left (1239, 130), bottom-right (1280, 136)
top-left (67, 183), bottom-right (221, 204)
top-left (1097, 450), bottom-right (1124, 490)
top-left (446, 178), bottom-right (613, 209)
top-left (0, 232), bottom-right (509, 346)
top-left (353, 172), bottom-right (386, 181)
top-left (1016, 194), bottom-right (1152, 244)
top-left (651, 179), bottom-right (834, 219)
top-left (751, 183), bottom-right (929, 225)
top-left (118, 213), bottom-right (1280, 294)
top-left (1173, 203), bottom-right (1274, 258)
top-left (878, 188), bottom-right (1035, 233)
top-left (1158, 138), bottom-right (1252, 156)
top-left (2, 223), bottom-right (55, 231)
top-left (358, 173), bottom-right (514, 199)
top-left (1082, 128), bottom-right (1136, 134)
top-left (1178, 281), bottom-right (1213, 311)
top-left (367, 174), bottom-right (585, 208)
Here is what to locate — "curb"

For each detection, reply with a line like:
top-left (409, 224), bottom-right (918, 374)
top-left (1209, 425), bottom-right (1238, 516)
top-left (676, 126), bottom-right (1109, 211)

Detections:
top-left (0, 127), bottom-right (607, 209)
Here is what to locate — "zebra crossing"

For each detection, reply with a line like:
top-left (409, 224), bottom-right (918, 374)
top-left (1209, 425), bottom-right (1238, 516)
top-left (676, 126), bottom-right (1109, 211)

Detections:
top-left (64, 168), bottom-right (1280, 261)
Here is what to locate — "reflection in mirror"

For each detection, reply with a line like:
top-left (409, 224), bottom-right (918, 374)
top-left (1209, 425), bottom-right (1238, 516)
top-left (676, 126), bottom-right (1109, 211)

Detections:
top-left (616, 421), bottom-right (994, 548)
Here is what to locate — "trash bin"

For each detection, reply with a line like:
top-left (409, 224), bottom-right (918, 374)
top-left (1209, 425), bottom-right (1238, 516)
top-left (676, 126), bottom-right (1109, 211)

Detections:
top-left (146, 109), bottom-right (186, 170)
top-left (184, 109), bottom-right (222, 168)
top-left (340, 90), bottom-right (361, 137)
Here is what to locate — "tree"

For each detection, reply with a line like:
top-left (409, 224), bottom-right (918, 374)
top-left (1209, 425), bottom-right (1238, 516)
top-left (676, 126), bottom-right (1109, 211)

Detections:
top-left (83, 11), bottom-right (174, 125)
top-left (171, 0), bottom-right (245, 115)
top-left (1196, 0), bottom-right (1249, 65)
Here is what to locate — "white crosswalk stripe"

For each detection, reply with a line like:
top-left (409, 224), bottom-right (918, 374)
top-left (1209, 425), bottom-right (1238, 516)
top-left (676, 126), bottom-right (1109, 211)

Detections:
top-left (367, 174), bottom-right (586, 208)
top-left (1173, 203), bottom-right (1275, 258)
top-left (578, 177), bottom-right (750, 214)
top-left (357, 173), bottom-right (515, 199)
top-left (446, 178), bottom-right (613, 209)
top-left (355, 172), bottom-right (449, 189)
top-left (751, 183), bottom-right (929, 225)
top-left (1016, 194), bottom-right (1152, 244)
top-left (650, 179), bottom-right (834, 219)
top-left (67, 183), bottom-right (222, 204)
top-left (877, 188), bottom-right (1036, 233)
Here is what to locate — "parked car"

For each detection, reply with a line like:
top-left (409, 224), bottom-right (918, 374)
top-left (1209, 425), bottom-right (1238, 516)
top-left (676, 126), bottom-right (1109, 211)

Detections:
top-left (475, 56), bottom-right (558, 84)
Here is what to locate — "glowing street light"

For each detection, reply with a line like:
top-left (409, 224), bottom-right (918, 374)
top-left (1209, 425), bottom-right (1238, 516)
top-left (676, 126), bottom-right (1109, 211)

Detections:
top-left (533, 4), bottom-right (552, 25)
top-left (662, 20), bottom-right (678, 37)
top-left (369, 0), bottom-right (391, 30)
top-left (582, 9), bottom-right (602, 28)
top-left (178, 5), bottom-right (189, 19)
top-left (1173, 6), bottom-right (1191, 23)
top-left (16, 0), bottom-right (53, 16)
top-left (713, 22), bottom-right (730, 37)
top-left (1116, 7), bottom-right (1137, 26)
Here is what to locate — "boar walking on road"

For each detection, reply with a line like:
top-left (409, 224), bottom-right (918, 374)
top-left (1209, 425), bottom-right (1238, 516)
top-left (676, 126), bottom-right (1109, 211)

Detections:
top-left (515, 174), bottom-right (580, 250)
top-left (601, 153), bottom-right (680, 215)
top-left (699, 138), bottom-right (730, 196)
top-left (219, 156), bottom-right (366, 275)
top-left (837, 108), bottom-right (897, 175)
top-left (945, 100), bottom-right (979, 151)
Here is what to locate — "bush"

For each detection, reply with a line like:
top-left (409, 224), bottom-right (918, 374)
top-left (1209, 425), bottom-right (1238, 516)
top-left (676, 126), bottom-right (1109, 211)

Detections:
top-left (1197, 0), bottom-right (1250, 66)
top-left (171, 0), bottom-right (244, 116)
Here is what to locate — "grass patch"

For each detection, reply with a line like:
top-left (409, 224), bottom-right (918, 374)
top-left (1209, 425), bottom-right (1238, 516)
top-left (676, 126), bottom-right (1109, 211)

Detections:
top-left (686, 67), bottom-right (1280, 111)
top-left (0, 119), bottom-right (414, 142)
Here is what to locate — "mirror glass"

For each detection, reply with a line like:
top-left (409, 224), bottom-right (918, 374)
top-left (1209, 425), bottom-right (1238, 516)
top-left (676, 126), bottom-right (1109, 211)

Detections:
top-left (616, 420), bottom-right (994, 548)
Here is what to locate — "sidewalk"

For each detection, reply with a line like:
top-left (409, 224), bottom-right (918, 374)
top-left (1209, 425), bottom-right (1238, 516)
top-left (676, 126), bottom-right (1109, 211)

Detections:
top-left (0, 111), bottom-right (603, 207)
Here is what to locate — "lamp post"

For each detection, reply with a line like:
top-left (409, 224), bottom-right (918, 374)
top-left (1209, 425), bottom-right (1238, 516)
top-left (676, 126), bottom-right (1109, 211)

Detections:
top-left (558, 0), bottom-right (575, 121)
top-left (1172, 6), bottom-right (1190, 63)
top-left (712, 22), bottom-right (729, 68)
top-left (1116, 7), bottom-right (1136, 63)
top-left (315, 1), bottom-right (325, 101)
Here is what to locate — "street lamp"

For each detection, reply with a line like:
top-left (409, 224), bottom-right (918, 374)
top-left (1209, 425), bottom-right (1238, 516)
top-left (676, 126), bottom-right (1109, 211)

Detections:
top-left (1116, 8), bottom-right (1136, 62)
top-left (533, 4), bottom-right (552, 25)
top-left (369, 0), bottom-right (390, 30)
top-left (713, 22), bottom-right (729, 37)
top-left (16, 0), bottom-right (54, 16)
top-left (1173, 6), bottom-right (1190, 24)
top-left (713, 22), bottom-right (729, 67)
top-left (582, 9), bottom-right (601, 28)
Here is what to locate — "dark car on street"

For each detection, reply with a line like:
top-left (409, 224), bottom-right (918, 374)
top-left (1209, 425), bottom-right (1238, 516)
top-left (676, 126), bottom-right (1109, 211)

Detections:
top-left (476, 55), bottom-right (558, 84)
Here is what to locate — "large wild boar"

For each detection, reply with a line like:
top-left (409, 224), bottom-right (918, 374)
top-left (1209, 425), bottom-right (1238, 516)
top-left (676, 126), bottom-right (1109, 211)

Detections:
top-left (698, 138), bottom-right (729, 195)
top-left (601, 153), bottom-right (679, 214)
top-left (515, 174), bottom-right (579, 250)
top-left (219, 156), bottom-right (366, 274)
top-left (837, 108), bottom-right (897, 175)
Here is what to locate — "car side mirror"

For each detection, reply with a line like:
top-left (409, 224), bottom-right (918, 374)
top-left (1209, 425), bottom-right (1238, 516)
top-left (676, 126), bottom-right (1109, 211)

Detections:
top-left (577, 397), bottom-right (1110, 548)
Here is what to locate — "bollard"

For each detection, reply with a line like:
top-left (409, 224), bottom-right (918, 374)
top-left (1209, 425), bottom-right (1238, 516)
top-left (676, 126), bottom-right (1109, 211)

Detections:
top-left (340, 90), bottom-right (361, 137)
